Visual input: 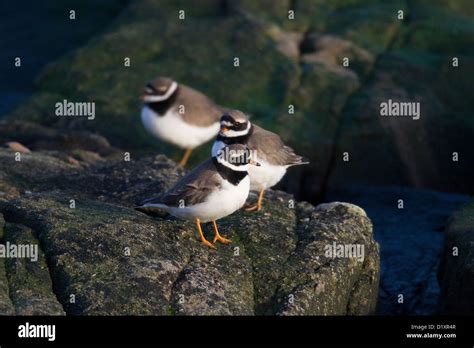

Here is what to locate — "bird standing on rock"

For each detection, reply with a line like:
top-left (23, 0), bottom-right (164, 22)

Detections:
top-left (212, 110), bottom-right (308, 211)
top-left (140, 76), bottom-right (226, 167)
top-left (137, 144), bottom-right (260, 249)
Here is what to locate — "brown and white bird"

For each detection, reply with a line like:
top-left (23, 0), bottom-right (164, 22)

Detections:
top-left (212, 110), bottom-right (308, 211)
top-left (140, 76), bottom-right (226, 166)
top-left (137, 144), bottom-right (260, 249)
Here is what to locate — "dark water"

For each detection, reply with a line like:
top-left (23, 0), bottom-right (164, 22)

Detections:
top-left (328, 185), bottom-right (470, 315)
top-left (0, 0), bottom-right (127, 116)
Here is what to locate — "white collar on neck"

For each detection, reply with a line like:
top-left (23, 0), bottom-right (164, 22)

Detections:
top-left (216, 157), bottom-right (249, 172)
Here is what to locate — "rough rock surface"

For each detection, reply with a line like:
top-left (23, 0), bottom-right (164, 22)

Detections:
top-left (3, 222), bottom-right (65, 315)
top-left (438, 201), bottom-right (474, 314)
top-left (0, 140), bottom-right (380, 315)
top-left (0, 213), bottom-right (15, 314)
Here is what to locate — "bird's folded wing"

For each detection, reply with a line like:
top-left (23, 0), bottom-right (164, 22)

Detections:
top-left (161, 182), bottom-right (219, 206)
top-left (158, 159), bottom-right (222, 207)
top-left (177, 85), bottom-right (225, 127)
top-left (250, 125), bottom-right (308, 166)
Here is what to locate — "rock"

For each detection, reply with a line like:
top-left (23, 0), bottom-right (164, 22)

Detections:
top-left (328, 186), bottom-right (470, 315)
top-left (5, 142), bottom-right (31, 154)
top-left (225, 0), bottom-right (292, 28)
top-left (316, 201), bottom-right (368, 217)
top-left (3, 223), bottom-right (65, 315)
top-left (0, 148), bottom-right (77, 201)
top-left (0, 121), bottom-right (117, 157)
top-left (0, 149), bottom-right (380, 315)
top-left (326, 1), bottom-right (474, 196)
top-left (327, 53), bottom-right (444, 190)
top-left (438, 201), bottom-right (474, 314)
top-left (270, 201), bottom-right (379, 315)
top-left (0, 213), bottom-right (15, 315)
top-left (265, 25), bottom-right (303, 61)
top-left (293, 0), bottom-right (401, 53)
top-left (0, 260), bottom-right (15, 315)
top-left (0, 212), bottom-right (4, 240)
top-left (300, 34), bottom-right (374, 78)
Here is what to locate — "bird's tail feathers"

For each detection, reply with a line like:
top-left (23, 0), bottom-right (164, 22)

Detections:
top-left (289, 155), bottom-right (310, 166)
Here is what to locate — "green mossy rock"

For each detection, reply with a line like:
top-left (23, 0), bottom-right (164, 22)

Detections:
top-left (328, 1), bottom-right (474, 194)
top-left (4, 223), bottom-right (65, 315)
top-left (0, 144), bottom-right (379, 315)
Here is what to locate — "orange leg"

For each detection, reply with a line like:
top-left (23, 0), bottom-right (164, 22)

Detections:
top-left (195, 218), bottom-right (216, 249)
top-left (245, 187), bottom-right (265, 212)
top-left (179, 148), bottom-right (193, 167)
top-left (212, 220), bottom-right (232, 244)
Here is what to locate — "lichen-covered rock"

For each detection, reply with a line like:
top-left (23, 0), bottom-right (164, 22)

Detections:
top-left (0, 121), bottom-right (119, 159)
top-left (273, 201), bottom-right (379, 315)
top-left (0, 148), bottom-right (380, 315)
top-left (3, 223), bottom-right (65, 315)
top-left (0, 212), bottom-right (5, 240)
top-left (0, 148), bottom-right (77, 201)
top-left (0, 213), bottom-right (15, 315)
top-left (438, 201), bottom-right (474, 314)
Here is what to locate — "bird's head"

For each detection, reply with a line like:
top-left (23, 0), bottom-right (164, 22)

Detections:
top-left (216, 144), bottom-right (260, 171)
top-left (219, 110), bottom-right (251, 137)
top-left (140, 76), bottom-right (178, 103)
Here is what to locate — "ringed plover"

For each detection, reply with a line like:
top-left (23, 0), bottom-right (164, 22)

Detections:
top-left (212, 110), bottom-right (308, 211)
top-left (137, 144), bottom-right (260, 249)
top-left (140, 76), bottom-right (226, 166)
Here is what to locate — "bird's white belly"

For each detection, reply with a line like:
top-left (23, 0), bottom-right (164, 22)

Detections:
top-left (141, 107), bottom-right (220, 149)
top-left (248, 160), bottom-right (287, 190)
top-left (168, 176), bottom-right (250, 222)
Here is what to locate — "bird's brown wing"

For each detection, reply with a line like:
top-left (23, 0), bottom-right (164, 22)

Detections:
top-left (174, 85), bottom-right (227, 127)
top-left (156, 159), bottom-right (222, 207)
top-left (248, 125), bottom-right (308, 166)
